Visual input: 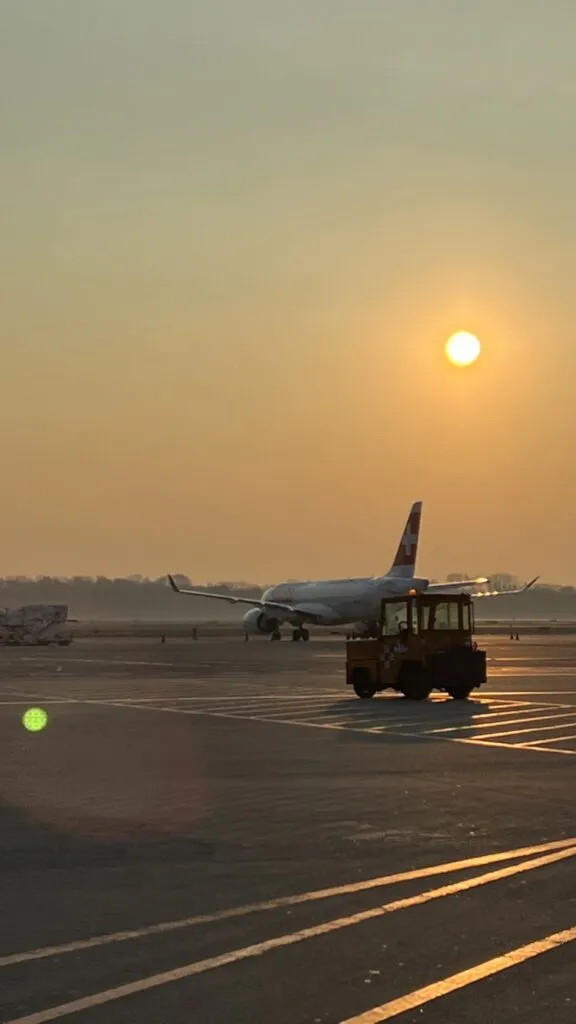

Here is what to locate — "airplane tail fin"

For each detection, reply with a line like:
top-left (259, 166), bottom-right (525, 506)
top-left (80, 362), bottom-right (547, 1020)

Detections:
top-left (387, 501), bottom-right (423, 578)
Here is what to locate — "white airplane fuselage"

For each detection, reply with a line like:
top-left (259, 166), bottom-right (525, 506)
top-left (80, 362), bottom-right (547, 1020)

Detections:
top-left (244, 574), bottom-right (429, 633)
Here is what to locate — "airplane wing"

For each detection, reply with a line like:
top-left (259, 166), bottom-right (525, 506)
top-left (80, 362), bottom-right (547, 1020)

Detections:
top-left (472, 576), bottom-right (540, 597)
top-left (166, 575), bottom-right (296, 613)
top-left (428, 576), bottom-right (539, 597)
top-left (427, 577), bottom-right (489, 593)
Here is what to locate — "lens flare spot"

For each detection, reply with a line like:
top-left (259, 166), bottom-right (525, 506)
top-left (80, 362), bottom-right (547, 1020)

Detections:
top-left (22, 707), bottom-right (49, 733)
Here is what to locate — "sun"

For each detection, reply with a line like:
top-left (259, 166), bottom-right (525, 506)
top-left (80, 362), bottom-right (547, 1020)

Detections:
top-left (445, 331), bottom-right (481, 367)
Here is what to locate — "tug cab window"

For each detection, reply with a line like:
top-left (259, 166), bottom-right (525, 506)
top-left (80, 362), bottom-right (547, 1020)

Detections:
top-left (433, 601), bottom-right (460, 630)
top-left (382, 601), bottom-right (410, 636)
top-left (419, 603), bottom-right (431, 631)
top-left (462, 603), bottom-right (471, 632)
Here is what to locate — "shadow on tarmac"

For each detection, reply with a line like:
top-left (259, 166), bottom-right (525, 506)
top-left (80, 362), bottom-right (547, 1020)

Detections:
top-left (0, 797), bottom-right (220, 871)
top-left (322, 694), bottom-right (487, 746)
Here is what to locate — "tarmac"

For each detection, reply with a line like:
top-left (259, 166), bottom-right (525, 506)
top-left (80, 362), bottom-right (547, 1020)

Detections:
top-left (0, 634), bottom-right (575, 1023)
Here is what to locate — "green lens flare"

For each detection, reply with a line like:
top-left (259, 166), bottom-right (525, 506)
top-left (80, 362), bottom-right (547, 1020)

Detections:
top-left (22, 707), bottom-right (48, 732)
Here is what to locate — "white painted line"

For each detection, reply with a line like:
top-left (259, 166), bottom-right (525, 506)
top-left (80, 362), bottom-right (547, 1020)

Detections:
top-left (339, 924), bottom-right (576, 1023)
top-left (430, 711), bottom-right (576, 735)
top-left (216, 698), bottom-right (342, 714)
top-left (56, 696), bottom-right (576, 757)
top-left (381, 709), bottom-right (546, 732)
top-left (115, 694), bottom-right (343, 703)
top-left (479, 719), bottom-right (576, 740)
top-left (5, 845), bottom-right (576, 1024)
top-left (456, 735), bottom-right (576, 756)
top-left (184, 702), bottom-right (343, 719)
top-left (282, 711), bottom-right (380, 725)
top-left (252, 706), bottom-right (363, 721)
top-left (490, 668), bottom-right (576, 676)
top-left (488, 657), bottom-right (576, 662)
top-left (19, 658), bottom-right (176, 668)
top-left (486, 691), bottom-right (576, 695)
top-left (508, 743), bottom-right (576, 755)
top-left (475, 701), bottom-right (543, 709)
top-left (0, 700), bottom-right (70, 706)
top-left (2, 839), bottom-right (573, 970)
top-left (135, 698), bottom-right (338, 716)
top-left (521, 733), bottom-right (576, 748)
top-left (486, 697), bottom-right (576, 710)
top-left (191, 700), bottom-right (531, 730)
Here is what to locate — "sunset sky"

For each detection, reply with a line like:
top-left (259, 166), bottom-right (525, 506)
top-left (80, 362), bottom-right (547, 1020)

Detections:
top-left (1, 1), bottom-right (575, 583)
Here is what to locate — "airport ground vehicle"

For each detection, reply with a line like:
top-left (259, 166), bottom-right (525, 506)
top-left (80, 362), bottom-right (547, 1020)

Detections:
top-left (0, 604), bottom-right (73, 646)
top-left (346, 593), bottom-right (486, 700)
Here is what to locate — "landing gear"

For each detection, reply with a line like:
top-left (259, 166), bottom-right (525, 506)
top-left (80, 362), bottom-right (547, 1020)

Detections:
top-left (269, 629), bottom-right (282, 641)
top-left (291, 627), bottom-right (310, 642)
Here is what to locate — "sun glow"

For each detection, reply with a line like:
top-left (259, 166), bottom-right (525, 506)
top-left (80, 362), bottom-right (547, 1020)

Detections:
top-left (445, 332), bottom-right (481, 367)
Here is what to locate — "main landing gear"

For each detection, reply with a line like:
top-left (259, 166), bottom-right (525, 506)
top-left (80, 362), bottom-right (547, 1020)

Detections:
top-left (268, 627), bottom-right (310, 642)
top-left (291, 627), bottom-right (310, 642)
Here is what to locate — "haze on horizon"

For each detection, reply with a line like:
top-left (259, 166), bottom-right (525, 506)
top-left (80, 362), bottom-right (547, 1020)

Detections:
top-left (1, 1), bottom-right (575, 585)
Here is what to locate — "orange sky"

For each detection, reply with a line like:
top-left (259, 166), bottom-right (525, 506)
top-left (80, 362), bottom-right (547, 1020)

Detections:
top-left (1, 3), bottom-right (575, 583)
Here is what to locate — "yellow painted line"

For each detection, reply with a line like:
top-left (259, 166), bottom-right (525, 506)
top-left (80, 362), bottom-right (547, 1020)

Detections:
top-left (3, 839), bottom-right (573, 969)
top-left (339, 924), bottom-right (576, 1023)
top-left (5, 846), bottom-right (576, 1023)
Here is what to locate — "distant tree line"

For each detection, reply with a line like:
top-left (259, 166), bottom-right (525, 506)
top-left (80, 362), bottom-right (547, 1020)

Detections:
top-left (0, 576), bottom-right (263, 622)
top-left (0, 576), bottom-right (573, 621)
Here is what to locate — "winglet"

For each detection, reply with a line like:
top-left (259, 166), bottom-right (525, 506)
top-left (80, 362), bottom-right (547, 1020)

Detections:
top-left (167, 574), bottom-right (181, 594)
top-left (523, 576), bottom-right (539, 592)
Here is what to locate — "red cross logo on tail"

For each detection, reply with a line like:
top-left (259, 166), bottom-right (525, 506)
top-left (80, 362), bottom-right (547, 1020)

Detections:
top-left (391, 502), bottom-right (423, 571)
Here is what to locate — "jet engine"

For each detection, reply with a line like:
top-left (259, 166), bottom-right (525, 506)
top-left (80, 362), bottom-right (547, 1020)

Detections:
top-left (386, 576), bottom-right (429, 595)
top-left (408, 577), bottom-right (429, 593)
top-left (243, 608), bottom-right (281, 635)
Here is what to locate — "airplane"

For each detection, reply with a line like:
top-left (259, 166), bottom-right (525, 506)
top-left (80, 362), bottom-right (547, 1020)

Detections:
top-left (167, 501), bottom-right (538, 641)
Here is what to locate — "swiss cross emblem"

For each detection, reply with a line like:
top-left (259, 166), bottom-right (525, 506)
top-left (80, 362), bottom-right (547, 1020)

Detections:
top-left (402, 527), bottom-right (417, 557)
top-left (402, 513), bottom-right (419, 557)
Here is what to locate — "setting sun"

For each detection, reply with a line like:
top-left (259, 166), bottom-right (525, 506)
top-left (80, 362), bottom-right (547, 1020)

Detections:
top-left (445, 331), bottom-right (482, 367)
